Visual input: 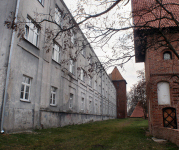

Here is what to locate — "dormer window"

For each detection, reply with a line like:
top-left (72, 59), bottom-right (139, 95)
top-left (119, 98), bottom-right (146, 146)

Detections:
top-left (163, 51), bottom-right (172, 60)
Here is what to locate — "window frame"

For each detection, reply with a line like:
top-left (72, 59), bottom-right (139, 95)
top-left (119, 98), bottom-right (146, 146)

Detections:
top-left (20, 76), bottom-right (31, 102)
top-left (94, 80), bottom-right (97, 90)
top-left (157, 82), bottom-right (171, 105)
top-left (25, 16), bottom-right (39, 47)
top-left (163, 107), bottom-right (177, 129)
top-left (69, 59), bottom-right (75, 74)
top-left (69, 93), bottom-right (73, 109)
top-left (89, 100), bottom-right (92, 113)
top-left (52, 43), bottom-right (61, 63)
top-left (55, 6), bottom-right (63, 26)
top-left (163, 51), bottom-right (172, 60)
top-left (81, 42), bottom-right (86, 57)
top-left (81, 97), bottom-right (84, 110)
top-left (50, 87), bottom-right (57, 106)
top-left (89, 54), bottom-right (92, 64)
top-left (70, 30), bottom-right (75, 44)
top-left (88, 75), bottom-right (92, 86)
top-left (80, 69), bottom-right (85, 81)
top-left (94, 99), bottom-right (98, 114)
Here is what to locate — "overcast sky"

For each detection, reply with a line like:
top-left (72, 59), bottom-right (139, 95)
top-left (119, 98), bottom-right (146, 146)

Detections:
top-left (64, 0), bottom-right (144, 92)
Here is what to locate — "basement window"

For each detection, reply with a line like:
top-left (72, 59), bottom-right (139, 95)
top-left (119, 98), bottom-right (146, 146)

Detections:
top-left (163, 107), bottom-right (177, 129)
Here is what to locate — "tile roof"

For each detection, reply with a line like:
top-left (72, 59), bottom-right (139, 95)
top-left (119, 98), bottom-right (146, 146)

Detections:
top-left (110, 67), bottom-right (125, 81)
top-left (132, 0), bottom-right (179, 28)
top-left (130, 102), bottom-right (144, 118)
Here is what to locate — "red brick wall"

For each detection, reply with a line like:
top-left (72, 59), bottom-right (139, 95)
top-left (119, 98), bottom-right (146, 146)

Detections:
top-left (112, 80), bottom-right (127, 119)
top-left (153, 126), bottom-right (179, 146)
top-left (145, 33), bottom-right (179, 135)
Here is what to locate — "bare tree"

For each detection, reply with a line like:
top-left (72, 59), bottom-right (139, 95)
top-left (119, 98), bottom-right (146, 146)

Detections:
top-left (127, 69), bottom-right (147, 118)
top-left (4, 0), bottom-right (179, 70)
top-left (68, 0), bottom-right (179, 67)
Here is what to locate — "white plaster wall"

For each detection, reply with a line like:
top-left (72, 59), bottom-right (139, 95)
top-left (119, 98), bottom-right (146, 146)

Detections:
top-left (157, 82), bottom-right (170, 105)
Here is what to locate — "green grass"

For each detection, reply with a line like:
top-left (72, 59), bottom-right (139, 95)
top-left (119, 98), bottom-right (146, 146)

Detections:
top-left (0, 118), bottom-right (178, 150)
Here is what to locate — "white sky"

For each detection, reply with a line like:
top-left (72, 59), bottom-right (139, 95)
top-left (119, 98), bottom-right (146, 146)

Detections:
top-left (64, 0), bottom-right (144, 92)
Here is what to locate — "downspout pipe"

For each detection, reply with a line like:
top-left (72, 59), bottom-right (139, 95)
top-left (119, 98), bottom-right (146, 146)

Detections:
top-left (1, 0), bottom-right (21, 133)
top-left (101, 65), bottom-right (103, 120)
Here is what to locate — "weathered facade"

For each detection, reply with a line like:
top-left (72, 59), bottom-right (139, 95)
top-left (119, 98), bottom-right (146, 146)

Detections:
top-left (0, 0), bottom-right (117, 133)
top-left (132, 0), bottom-right (179, 146)
top-left (109, 67), bottom-right (127, 119)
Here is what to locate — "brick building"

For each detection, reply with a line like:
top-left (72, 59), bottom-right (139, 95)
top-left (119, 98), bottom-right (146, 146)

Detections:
top-left (109, 67), bottom-right (127, 119)
top-left (132, 0), bottom-right (179, 146)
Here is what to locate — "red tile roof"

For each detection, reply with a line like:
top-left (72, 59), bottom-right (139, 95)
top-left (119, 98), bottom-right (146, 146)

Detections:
top-left (130, 102), bottom-right (144, 118)
top-left (110, 67), bottom-right (125, 81)
top-left (132, 0), bottom-right (179, 28)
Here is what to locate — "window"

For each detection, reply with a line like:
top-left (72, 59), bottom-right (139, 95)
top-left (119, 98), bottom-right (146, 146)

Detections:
top-left (20, 76), bottom-right (31, 101)
top-left (50, 87), bottom-right (57, 105)
top-left (52, 43), bottom-right (61, 63)
top-left (89, 54), bottom-right (92, 64)
top-left (69, 59), bottom-right (75, 74)
top-left (100, 103), bottom-right (101, 114)
top-left (94, 80), bottom-right (96, 90)
top-left (157, 82), bottom-right (170, 105)
top-left (81, 42), bottom-right (86, 57)
top-left (70, 30), bottom-right (75, 44)
top-left (55, 7), bottom-right (62, 26)
top-left (88, 76), bottom-right (92, 86)
top-left (69, 93), bottom-right (73, 108)
top-left (80, 69), bottom-right (85, 81)
top-left (25, 17), bottom-right (39, 46)
top-left (95, 100), bottom-right (97, 114)
top-left (89, 100), bottom-right (92, 113)
top-left (163, 107), bottom-right (177, 129)
top-left (163, 51), bottom-right (172, 60)
top-left (37, 0), bottom-right (44, 5)
top-left (81, 97), bottom-right (84, 110)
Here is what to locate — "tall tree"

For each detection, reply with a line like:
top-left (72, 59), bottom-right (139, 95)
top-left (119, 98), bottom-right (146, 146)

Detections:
top-left (127, 69), bottom-right (147, 118)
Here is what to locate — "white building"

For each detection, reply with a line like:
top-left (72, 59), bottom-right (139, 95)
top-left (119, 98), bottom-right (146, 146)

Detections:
top-left (0, 0), bottom-right (116, 133)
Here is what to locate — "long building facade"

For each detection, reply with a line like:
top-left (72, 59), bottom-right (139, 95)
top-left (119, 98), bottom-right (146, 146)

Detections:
top-left (0, 0), bottom-right (117, 133)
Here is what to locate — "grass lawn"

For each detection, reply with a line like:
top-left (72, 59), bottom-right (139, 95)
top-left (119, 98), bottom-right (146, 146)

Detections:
top-left (0, 118), bottom-right (178, 150)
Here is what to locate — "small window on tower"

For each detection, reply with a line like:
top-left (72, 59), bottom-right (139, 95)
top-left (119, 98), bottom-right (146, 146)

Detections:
top-left (163, 51), bottom-right (172, 60)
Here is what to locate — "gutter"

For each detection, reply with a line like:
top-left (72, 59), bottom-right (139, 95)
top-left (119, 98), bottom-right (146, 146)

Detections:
top-left (1, 0), bottom-right (21, 133)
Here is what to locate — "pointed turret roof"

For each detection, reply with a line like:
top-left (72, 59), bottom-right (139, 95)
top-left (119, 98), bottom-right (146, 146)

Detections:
top-left (110, 67), bottom-right (125, 81)
top-left (130, 102), bottom-right (144, 118)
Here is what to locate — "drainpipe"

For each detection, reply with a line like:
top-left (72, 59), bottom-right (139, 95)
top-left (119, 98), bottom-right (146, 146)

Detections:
top-left (101, 65), bottom-right (103, 120)
top-left (1, 0), bottom-right (21, 133)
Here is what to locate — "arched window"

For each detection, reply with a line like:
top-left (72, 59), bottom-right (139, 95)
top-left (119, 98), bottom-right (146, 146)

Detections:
top-left (163, 107), bottom-right (177, 129)
top-left (157, 82), bottom-right (170, 105)
top-left (163, 51), bottom-right (172, 60)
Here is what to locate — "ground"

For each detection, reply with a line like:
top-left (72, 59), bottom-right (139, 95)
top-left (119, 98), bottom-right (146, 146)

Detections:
top-left (0, 118), bottom-right (178, 150)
